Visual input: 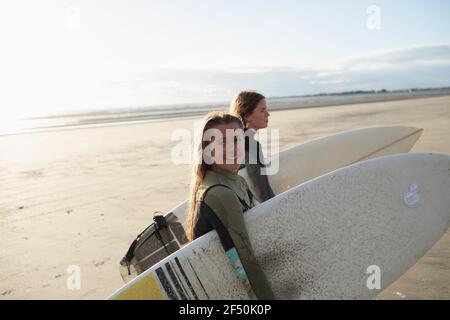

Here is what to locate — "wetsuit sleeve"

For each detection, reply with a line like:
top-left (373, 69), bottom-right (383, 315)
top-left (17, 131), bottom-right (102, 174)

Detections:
top-left (245, 139), bottom-right (275, 202)
top-left (204, 187), bottom-right (275, 300)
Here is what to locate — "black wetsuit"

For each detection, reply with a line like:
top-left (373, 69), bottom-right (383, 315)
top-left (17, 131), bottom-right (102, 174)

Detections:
top-left (242, 128), bottom-right (275, 202)
top-left (193, 165), bottom-right (275, 300)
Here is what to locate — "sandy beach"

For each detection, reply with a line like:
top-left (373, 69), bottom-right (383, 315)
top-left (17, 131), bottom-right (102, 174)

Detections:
top-left (1, 95), bottom-right (449, 300)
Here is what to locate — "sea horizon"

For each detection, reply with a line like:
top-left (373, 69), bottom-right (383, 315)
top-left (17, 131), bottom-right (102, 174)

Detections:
top-left (2, 87), bottom-right (449, 137)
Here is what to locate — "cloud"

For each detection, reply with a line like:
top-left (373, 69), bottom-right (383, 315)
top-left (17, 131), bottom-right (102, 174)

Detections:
top-left (308, 44), bottom-right (450, 91)
top-left (340, 45), bottom-right (450, 67)
top-left (104, 44), bottom-right (450, 107)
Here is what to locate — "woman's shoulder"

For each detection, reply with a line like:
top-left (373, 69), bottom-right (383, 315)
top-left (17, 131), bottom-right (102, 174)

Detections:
top-left (237, 175), bottom-right (250, 189)
top-left (244, 131), bottom-right (264, 163)
top-left (201, 184), bottom-right (236, 202)
top-left (244, 129), bottom-right (261, 147)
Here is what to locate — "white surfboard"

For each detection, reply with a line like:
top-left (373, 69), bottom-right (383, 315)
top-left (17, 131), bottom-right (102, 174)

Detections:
top-left (119, 126), bottom-right (422, 282)
top-left (262, 125), bottom-right (424, 194)
top-left (110, 152), bottom-right (450, 299)
top-left (169, 126), bottom-right (423, 225)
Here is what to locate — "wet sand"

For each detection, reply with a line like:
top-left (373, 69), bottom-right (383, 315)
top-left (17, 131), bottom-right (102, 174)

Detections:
top-left (1, 95), bottom-right (449, 299)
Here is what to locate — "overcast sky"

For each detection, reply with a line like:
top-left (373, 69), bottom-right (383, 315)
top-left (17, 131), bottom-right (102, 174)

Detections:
top-left (0, 0), bottom-right (449, 118)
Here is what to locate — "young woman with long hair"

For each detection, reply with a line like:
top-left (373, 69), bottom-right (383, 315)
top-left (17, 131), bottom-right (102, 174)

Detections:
top-left (185, 111), bottom-right (274, 300)
top-left (230, 91), bottom-right (275, 203)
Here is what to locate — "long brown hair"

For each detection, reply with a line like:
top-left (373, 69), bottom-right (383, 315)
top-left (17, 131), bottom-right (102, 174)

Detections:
top-left (185, 111), bottom-right (243, 241)
top-left (229, 91), bottom-right (265, 127)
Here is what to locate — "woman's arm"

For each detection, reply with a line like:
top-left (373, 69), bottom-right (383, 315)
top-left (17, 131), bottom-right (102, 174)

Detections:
top-left (203, 186), bottom-right (275, 300)
top-left (245, 162), bottom-right (275, 203)
top-left (245, 137), bottom-right (275, 202)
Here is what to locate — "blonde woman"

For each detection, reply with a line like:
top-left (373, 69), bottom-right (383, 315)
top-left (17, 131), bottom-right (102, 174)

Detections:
top-left (230, 91), bottom-right (275, 203)
top-left (185, 111), bottom-right (274, 300)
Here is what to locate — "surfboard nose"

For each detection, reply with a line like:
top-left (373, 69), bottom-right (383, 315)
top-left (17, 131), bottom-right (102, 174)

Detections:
top-left (405, 126), bottom-right (424, 147)
top-left (411, 127), bottom-right (424, 135)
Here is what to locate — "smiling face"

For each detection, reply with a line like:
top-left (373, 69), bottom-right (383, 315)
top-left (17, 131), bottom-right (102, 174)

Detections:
top-left (204, 121), bottom-right (244, 173)
top-left (244, 98), bottom-right (270, 130)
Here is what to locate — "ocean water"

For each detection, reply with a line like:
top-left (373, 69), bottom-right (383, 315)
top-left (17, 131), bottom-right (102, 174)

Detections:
top-left (1, 89), bottom-right (448, 136)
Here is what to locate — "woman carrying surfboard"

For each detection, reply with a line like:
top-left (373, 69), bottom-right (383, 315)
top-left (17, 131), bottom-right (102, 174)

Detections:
top-left (185, 112), bottom-right (275, 300)
top-left (230, 91), bottom-right (275, 203)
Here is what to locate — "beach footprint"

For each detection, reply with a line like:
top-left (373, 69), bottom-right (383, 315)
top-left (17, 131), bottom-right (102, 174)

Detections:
top-left (19, 170), bottom-right (45, 179)
top-left (1, 289), bottom-right (14, 296)
top-left (94, 257), bottom-right (111, 267)
top-left (80, 288), bottom-right (98, 299)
